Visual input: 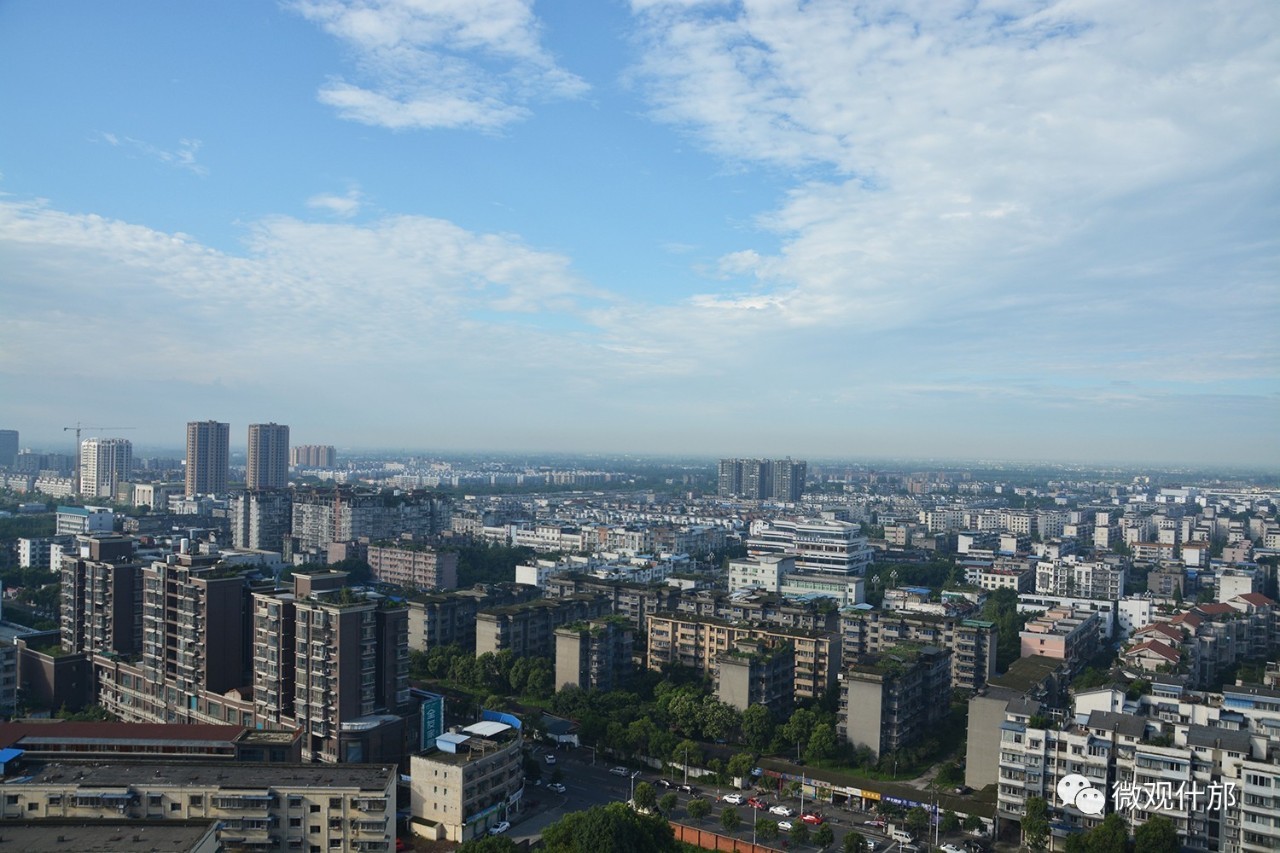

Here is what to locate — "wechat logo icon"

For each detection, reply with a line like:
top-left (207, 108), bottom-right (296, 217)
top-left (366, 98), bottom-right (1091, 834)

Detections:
top-left (1057, 774), bottom-right (1106, 816)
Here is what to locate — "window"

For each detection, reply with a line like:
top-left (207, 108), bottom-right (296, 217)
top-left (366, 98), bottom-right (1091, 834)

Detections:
top-left (27, 802), bottom-right (38, 811)
top-left (329, 798), bottom-right (342, 809)
top-left (310, 804), bottom-right (321, 813)
top-left (189, 795), bottom-right (203, 807)
top-left (170, 802), bottom-right (181, 812)
top-left (310, 825), bottom-right (321, 834)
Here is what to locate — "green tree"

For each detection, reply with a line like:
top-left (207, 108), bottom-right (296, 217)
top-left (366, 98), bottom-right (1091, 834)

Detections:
top-left (1133, 815), bottom-right (1179, 853)
top-left (701, 696), bottom-right (741, 742)
top-left (521, 751), bottom-right (541, 784)
top-left (940, 810), bottom-right (960, 833)
top-left (658, 792), bottom-right (678, 815)
top-left (757, 819), bottom-right (779, 841)
top-left (726, 751), bottom-right (756, 782)
top-left (805, 722), bottom-right (838, 763)
top-left (1023, 796), bottom-right (1051, 853)
top-left (780, 707), bottom-right (817, 755)
top-left (721, 806), bottom-right (741, 833)
top-left (790, 821), bottom-right (811, 846)
top-left (844, 829), bottom-right (868, 853)
top-left (741, 703), bottom-right (775, 751)
top-left (962, 814), bottom-right (985, 833)
top-left (813, 822), bottom-right (835, 849)
top-left (905, 806), bottom-right (930, 838)
top-left (674, 739), bottom-right (703, 770)
top-left (633, 781), bottom-right (657, 814)
top-left (1087, 812), bottom-right (1130, 853)
top-left (540, 802), bottom-right (678, 853)
top-left (686, 797), bottom-right (711, 822)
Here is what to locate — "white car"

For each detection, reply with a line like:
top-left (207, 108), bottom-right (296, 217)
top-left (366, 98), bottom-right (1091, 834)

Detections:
top-left (769, 805), bottom-right (795, 817)
top-left (488, 821), bottom-right (510, 836)
top-left (721, 793), bottom-right (744, 805)
top-left (544, 754), bottom-right (557, 765)
top-left (777, 820), bottom-right (793, 832)
top-left (547, 782), bottom-right (566, 793)
top-left (940, 845), bottom-right (965, 853)
top-left (609, 766), bottom-right (629, 776)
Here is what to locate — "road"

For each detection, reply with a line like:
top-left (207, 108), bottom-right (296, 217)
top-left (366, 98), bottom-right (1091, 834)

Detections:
top-left (506, 745), bottom-right (986, 852)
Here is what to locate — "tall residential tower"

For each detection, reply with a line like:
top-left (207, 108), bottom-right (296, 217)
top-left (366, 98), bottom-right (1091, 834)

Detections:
top-left (184, 420), bottom-right (229, 496)
top-left (79, 437), bottom-right (133, 499)
top-left (246, 422), bottom-right (289, 490)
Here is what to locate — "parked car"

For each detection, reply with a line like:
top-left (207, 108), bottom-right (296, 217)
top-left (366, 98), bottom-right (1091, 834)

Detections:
top-left (488, 821), bottom-right (511, 836)
top-left (777, 820), bottom-right (794, 832)
top-left (679, 784), bottom-right (698, 795)
top-left (747, 797), bottom-right (767, 810)
top-left (866, 819), bottom-right (887, 829)
top-left (547, 782), bottom-right (566, 793)
top-left (769, 805), bottom-right (795, 817)
top-left (610, 766), bottom-right (629, 776)
top-left (544, 754), bottom-right (556, 765)
top-left (940, 845), bottom-right (966, 853)
top-left (801, 812), bottom-right (824, 825)
top-left (963, 840), bottom-right (989, 853)
top-left (722, 793), bottom-right (745, 805)
top-left (395, 840), bottom-right (411, 852)
top-left (656, 779), bottom-right (674, 788)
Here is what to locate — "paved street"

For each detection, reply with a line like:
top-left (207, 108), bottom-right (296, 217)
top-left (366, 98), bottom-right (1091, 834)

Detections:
top-left (505, 745), bottom-right (988, 852)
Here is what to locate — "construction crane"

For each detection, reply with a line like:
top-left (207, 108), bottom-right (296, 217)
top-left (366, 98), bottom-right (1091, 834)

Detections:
top-left (63, 422), bottom-right (136, 495)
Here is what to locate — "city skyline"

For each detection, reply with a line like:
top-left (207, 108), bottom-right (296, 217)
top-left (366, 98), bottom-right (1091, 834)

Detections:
top-left (1, 2), bottom-right (1276, 467)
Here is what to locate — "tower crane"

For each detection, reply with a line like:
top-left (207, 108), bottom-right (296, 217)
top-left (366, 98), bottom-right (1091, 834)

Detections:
top-left (63, 422), bottom-right (136, 495)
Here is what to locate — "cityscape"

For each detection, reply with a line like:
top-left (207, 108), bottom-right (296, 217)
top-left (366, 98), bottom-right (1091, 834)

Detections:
top-left (1, 2), bottom-right (1277, 853)
top-left (0, 424), bottom-right (1277, 853)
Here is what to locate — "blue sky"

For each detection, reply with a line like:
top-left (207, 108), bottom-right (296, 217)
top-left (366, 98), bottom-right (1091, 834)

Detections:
top-left (1, 0), bottom-right (1277, 467)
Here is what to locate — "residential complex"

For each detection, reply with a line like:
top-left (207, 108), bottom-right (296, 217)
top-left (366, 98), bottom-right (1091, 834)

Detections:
top-left (839, 608), bottom-right (998, 692)
top-left (718, 457), bottom-right (807, 502)
top-left (554, 616), bottom-right (634, 692)
top-left (838, 645), bottom-right (953, 758)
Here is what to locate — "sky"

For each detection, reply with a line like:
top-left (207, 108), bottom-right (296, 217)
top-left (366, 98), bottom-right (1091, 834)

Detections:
top-left (1, 1), bottom-right (1277, 468)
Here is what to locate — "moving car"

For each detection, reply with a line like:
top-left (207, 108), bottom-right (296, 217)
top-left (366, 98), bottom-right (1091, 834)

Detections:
top-left (544, 754), bottom-right (556, 765)
top-left (866, 819), bottom-right (887, 829)
top-left (940, 844), bottom-right (966, 853)
top-left (801, 812), bottom-right (824, 825)
top-left (547, 782), bottom-right (566, 793)
top-left (890, 829), bottom-right (914, 844)
top-left (747, 797), bottom-right (767, 809)
top-left (769, 805), bottom-right (795, 817)
top-left (778, 820), bottom-right (794, 832)
top-left (656, 779), bottom-right (674, 788)
top-left (610, 766), bottom-right (629, 776)
top-left (721, 792), bottom-right (744, 805)
top-left (488, 821), bottom-right (511, 836)
top-left (679, 784), bottom-right (698, 795)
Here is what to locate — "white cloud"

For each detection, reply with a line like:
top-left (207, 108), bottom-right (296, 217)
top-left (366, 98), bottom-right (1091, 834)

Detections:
top-left (307, 185), bottom-right (365, 217)
top-left (290, 0), bottom-right (588, 131)
top-left (96, 132), bottom-right (207, 176)
top-left (624, 0), bottom-right (1280, 374)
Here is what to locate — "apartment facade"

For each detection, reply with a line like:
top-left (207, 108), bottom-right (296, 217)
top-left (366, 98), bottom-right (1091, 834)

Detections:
top-left (79, 437), bottom-right (132, 499)
top-left (839, 609), bottom-right (998, 692)
top-left (554, 617), bottom-right (634, 692)
top-left (474, 595), bottom-right (611, 659)
top-left (410, 721), bottom-right (523, 843)
top-left (366, 543), bottom-right (458, 591)
top-left (839, 645), bottom-right (953, 758)
top-left (406, 583), bottom-right (542, 654)
top-left (0, 761), bottom-right (397, 853)
top-left (646, 612), bottom-right (838, 701)
top-left (185, 421), bottom-right (230, 496)
top-left (246, 423), bottom-right (290, 490)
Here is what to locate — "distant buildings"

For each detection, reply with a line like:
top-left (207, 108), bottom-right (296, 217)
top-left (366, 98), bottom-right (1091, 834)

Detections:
top-left (246, 422), bottom-right (289, 490)
top-left (184, 420), bottom-right (229, 496)
top-left (747, 517), bottom-right (873, 577)
top-left (367, 542), bottom-right (458, 591)
top-left (0, 428), bottom-right (17, 468)
top-left (718, 457), bottom-right (807, 501)
top-left (291, 444), bottom-right (336, 468)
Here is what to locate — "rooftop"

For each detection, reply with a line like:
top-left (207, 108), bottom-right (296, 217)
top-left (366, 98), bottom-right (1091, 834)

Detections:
top-left (10, 761), bottom-right (395, 791)
top-left (0, 820), bottom-right (217, 852)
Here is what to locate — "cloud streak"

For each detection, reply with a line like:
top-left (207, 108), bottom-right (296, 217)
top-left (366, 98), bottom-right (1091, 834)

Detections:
top-left (290, 0), bottom-right (588, 131)
top-left (97, 132), bottom-right (207, 175)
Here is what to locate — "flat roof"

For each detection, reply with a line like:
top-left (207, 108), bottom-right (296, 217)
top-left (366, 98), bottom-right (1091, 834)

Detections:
top-left (10, 761), bottom-right (395, 791)
top-left (0, 820), bottom-right (218, 852)
top-left (463, 721), bottom-right (511, 738)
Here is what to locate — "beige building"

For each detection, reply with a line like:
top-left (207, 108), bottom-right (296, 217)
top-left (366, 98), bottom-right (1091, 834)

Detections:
top-left (367, 543), bottom-right (459, 591)
top-left (0, 761), bottom-right (396, 852)
top-left (646, 611), bottom-right (838, 701)
top-left (406, 584), bottom-right (541, 654)
top-left (475, 594), bottom-right (611, 659)
top-left (185, 420), bottom-right (229, 496)
top-left (838, 645), bottom-right (952, 758)
top-left (410, 720), bottom-right (524, 843)
top-left (555, 617), bottom-right (634, 692)
top-left (840, 609), bottom-right (998, 692)
top-left (715, 640), bottom-right (793, 715)
top-left (1019, 607), bottom-right (1102, 675)
top-left (246, 423), bottom-right (289, 491)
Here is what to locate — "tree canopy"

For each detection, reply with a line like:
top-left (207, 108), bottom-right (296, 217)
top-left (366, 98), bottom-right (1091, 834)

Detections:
top-left (541, 802), bottom-right (679, 853)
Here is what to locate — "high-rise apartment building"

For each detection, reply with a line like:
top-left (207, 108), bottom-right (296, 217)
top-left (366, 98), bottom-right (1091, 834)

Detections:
top-left (184, 420), bottom-right (229, 496)
top-left (246, 422), bottom-right (289, 490)
top-left (79, 437), bottom-right (132, 499)
top-left (0, 429), bottom-right (17, 468)
top-left (717, 457), bottom-right (807, 501)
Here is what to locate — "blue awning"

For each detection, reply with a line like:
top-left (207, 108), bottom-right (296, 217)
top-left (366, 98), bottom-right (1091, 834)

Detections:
top-left (0, 748), bottom-right (24, 765)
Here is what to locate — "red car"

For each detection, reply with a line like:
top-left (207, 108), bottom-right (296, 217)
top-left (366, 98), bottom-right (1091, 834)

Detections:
top-left (747, 797), bottom-right (767, 810)
top-left (801, 812), bottom-right (824, 825)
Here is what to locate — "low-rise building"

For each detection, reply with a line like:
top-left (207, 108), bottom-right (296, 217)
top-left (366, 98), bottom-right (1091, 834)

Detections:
top-left (1019, 607), bottom-right (1102, 675)
top-left (410, 719), bottom-right (524, 843)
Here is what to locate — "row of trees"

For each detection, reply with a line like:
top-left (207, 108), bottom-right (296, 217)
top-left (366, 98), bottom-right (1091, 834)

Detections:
top-left (410, 646), bottom-right (556, 700)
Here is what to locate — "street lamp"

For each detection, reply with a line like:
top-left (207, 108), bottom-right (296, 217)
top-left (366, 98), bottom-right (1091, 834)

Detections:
top-left (630, 770), bottom-right (641, 803)
top-left (683, 745), bottom-right (690, 786)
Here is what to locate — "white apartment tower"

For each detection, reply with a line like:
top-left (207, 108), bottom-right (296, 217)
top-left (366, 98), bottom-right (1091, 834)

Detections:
top-left (79, 437), bottom-right (132, 499)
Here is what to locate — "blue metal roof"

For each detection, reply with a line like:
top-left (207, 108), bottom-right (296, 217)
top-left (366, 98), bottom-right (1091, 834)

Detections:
top-left (0, 748), bottom-right (24, 764)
